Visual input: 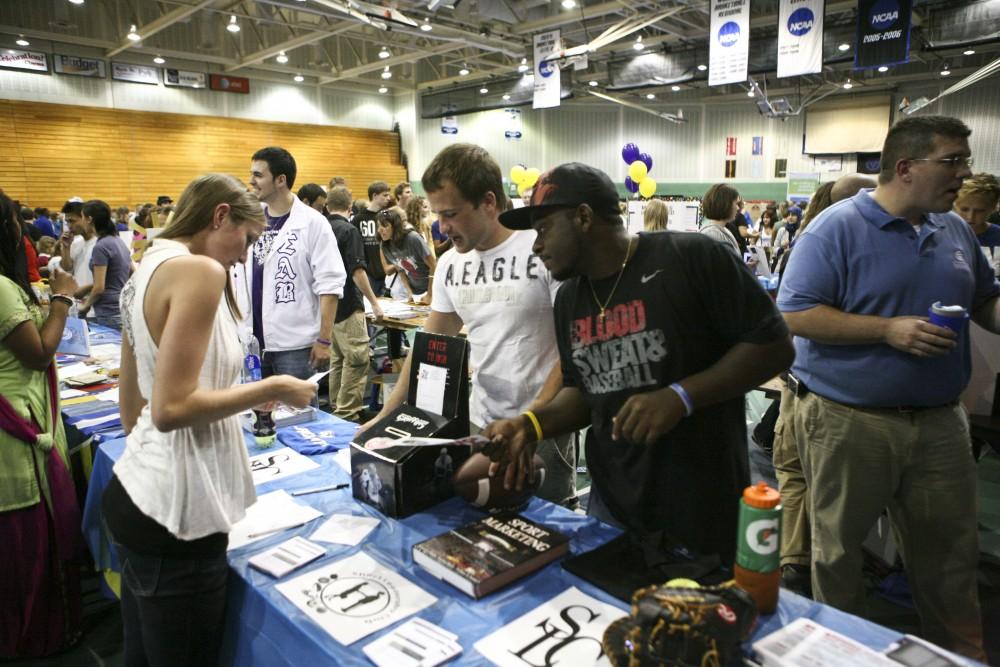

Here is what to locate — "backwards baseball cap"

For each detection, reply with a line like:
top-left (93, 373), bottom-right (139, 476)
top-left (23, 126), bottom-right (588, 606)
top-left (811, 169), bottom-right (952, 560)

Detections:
top-left (156, 195), bottom-right (173, 206)
top-left (498, 162), bottom-right (621, 230)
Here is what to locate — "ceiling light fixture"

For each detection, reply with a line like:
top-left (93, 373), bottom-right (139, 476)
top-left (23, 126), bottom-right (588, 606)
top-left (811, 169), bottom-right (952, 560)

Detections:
top-left (153, 55), bottom-right (165, 64)
top-left (747, 89), bottom-right (755, 97)
top-left (15, 36), bottom-right (29, 47)
top-left (378, 85), bottom-right (388, 94)
top-left (294, 74), bottom-right (304, 82)
top-left (381, 65), bottom-right (392, 79)
top-left (276, 51), bottom-right (288, 64)
top-left (562, 0), bottom-right (576, 8)
top-left (633, 35), bottom-right (644, 51)
top-left (459, 66), bottom-right (470, 76)
top-left (502, 93), bottom-right (511, 100)
top-left (69, 0), bottom-right (85, 4)
top-left (940, 67), bottom-right (951, 76)
top-left (227, 15), bottom-right (240, 33)
top-left (480, 87), bottom-right (488, 94)
top-left (963, 49), bottom-right (975, 55)
top-left (877, 65), bottom-right (888, 72)
top-left (671, 85), bottom-right (680, 91)
top-left (421, 19), bottom-right (433, 32)
top-left (127, 24), bottom-right (141, 41)
top-left (588, 80), bottom-right (598, 87)
top-left (378, 46), bottom-right (390, 59)
top-left (843, 80), bottom-right (853, 89)
top-left (646, 93), bottom-right (655, 99)
top-left (837, 42), bottom-right (850, 51)
top-left (697, 64), bottom-right (707, 71)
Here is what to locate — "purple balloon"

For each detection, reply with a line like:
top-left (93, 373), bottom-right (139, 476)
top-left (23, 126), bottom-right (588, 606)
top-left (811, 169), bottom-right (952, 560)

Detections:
top-left (622, 143), bottom-right (640, 165)
top-left (639, 152), bottom-right (653, 172)
top-left (624, 176), bottom-right (639, 193)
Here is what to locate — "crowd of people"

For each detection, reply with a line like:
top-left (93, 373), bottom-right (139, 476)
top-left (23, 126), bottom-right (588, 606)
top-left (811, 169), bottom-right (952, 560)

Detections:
top-left (0, 114), bottom-right (998, 663)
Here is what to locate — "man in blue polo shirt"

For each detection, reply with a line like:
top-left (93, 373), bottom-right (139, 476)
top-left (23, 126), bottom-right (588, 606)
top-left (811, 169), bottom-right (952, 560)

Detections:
top-left (778, 116), bottom-right (1000, 660)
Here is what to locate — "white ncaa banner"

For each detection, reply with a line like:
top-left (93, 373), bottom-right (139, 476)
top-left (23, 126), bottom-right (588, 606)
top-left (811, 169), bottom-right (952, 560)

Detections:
top-left (777, 0), bottom-right (825, 78)
top-left (709, 0), bottom-right (750, 86)
top-left (532, 29), bottom-right (561, 109)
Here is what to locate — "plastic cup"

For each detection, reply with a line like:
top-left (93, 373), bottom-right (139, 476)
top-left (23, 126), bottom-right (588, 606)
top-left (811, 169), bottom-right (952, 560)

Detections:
top-left (927, 301), bottom-right (969, 335)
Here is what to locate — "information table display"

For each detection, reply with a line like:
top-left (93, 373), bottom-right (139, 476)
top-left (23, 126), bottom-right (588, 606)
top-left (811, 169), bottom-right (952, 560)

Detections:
top-left (68, 329), bottom-right (967, 666)
top-left (80, 435), bottom-right (926, 666)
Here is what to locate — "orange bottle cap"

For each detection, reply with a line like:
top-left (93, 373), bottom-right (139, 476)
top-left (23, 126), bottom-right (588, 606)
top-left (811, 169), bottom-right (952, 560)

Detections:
top-left (743, 481), bottom-right (780, 509)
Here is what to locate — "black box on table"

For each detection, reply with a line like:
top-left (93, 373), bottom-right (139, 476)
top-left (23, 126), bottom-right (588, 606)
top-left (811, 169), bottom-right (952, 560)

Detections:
top-left (350, 332), bottom-right (470, 518)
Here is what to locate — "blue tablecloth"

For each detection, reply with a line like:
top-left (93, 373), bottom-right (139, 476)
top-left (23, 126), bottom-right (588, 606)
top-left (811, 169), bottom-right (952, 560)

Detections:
top-left (81, 412), bottom-right (916, 666)
top-left (58, 323), bottom-right (127, 443)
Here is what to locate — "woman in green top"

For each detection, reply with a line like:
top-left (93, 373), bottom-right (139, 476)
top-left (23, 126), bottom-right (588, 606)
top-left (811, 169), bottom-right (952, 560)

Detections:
top-left (0, 193), bottom-right (83, 658)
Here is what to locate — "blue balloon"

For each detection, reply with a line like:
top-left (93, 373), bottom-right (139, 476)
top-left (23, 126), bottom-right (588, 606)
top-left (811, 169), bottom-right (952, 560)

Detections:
top-left (639, 152), bottom-right (653, 172)
top-left (622, 143), bottom-right (640, 165)
top-left (624, 176), bottom-right (639, 193)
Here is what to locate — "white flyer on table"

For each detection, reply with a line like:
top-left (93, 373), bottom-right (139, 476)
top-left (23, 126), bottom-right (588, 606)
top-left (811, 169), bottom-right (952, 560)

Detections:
top-left (333, 448), bottom-right (351, 473)
top-left (275, 552), bottom-right (437, 646)
top-left (57, 362), bottom-right (93, 381)
top-left (227, 490), bottom-right (324, 551)
top-left (474, 587), bottom-right (626, 666)
top-left (88, 343), bottom-right (122, 359)
top-left (363, 618), bottom-right (462, 667)
top-left (92, 387), bottom-right (120, 403)
top-left (248, 446), bottom-right (320, 486)
top-left (72, 413), bottom-right (121, 430)
top-left (310, 514), bottom-right (380, 546)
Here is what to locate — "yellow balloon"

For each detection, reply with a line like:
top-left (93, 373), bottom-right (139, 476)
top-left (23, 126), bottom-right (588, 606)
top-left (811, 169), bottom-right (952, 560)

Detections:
top-left (639, 177), bottom-right (657, 198)
top-left (517, 183), bottom-right (530, 197)
top-left (510, 165), bottom-right (526, 185)
top-left (629, 160), bottom-right (648, 183)
top-left (523, 167), bottom-right (541, 188)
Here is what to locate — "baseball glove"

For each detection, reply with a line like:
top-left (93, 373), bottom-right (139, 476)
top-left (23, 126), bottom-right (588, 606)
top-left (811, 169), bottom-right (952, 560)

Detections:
top-left (603, 581), bottom-right (758, 667)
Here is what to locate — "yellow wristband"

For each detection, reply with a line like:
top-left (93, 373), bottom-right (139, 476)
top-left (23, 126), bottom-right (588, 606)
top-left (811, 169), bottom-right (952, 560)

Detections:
top-left (522, 410), bottom-right (543, 442)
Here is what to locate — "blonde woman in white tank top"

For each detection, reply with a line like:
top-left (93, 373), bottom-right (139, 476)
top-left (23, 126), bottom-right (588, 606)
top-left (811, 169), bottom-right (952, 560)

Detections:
top-left (103, 174), bottom-right (317, 667)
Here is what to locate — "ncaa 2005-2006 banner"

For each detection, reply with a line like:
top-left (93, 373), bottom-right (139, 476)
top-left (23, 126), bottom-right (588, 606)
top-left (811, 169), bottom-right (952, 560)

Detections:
top-left (855, 0), bottom-right (912, 69)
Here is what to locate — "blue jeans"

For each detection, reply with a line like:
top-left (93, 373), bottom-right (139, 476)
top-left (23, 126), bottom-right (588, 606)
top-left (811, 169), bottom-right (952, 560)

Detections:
top-left (109, 538), bottom-right (229, 667)
top-left (261, 347), bottom-right (314, 381)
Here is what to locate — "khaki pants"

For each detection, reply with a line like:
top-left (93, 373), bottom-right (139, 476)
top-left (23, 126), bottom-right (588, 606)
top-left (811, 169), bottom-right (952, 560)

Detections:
top-left (793, 392), bottom-right (984, 660)
top-left (328, 311), bottom-right (370, 421)
top-left (772, 386), bottom-right (809, 567)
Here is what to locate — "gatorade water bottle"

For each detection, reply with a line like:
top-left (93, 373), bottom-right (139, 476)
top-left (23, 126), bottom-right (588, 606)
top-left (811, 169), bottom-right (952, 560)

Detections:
top-left (245, 336), bottom-right (276, 448)
top-left (734, 481), bottom-right (781, 613)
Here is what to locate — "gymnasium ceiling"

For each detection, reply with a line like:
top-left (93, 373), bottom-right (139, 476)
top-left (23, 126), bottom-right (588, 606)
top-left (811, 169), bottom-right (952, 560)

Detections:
top-left (0, 0), bottom-right (998, 110)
